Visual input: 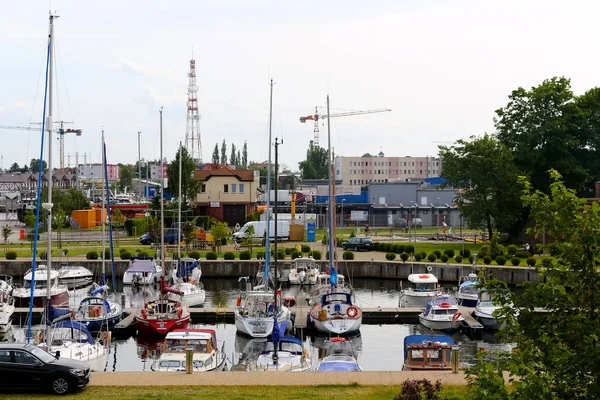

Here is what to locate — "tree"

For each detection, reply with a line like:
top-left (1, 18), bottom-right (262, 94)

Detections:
top-left (182, 221), bottom-right (196, 250)
top-left (21, 164), bottom-right (28, 173)
top-left (467, 170), bottom-right (600, 399)
top-left (211, 221), bottom-right (229, 254)
top-left (166, 146), bottom-right (201, 204)
top-left (243, 224), bottom-right (255, 254)
top-left (211, 143), bottom-right (219, 164)
top-left (242, 141), bottom-right (248, 168)
top-left (146, 215), bottom-right (160, 244)
top-left (52, 208), bottom-right (66, 249)
top-left (220, 140), bottom-right (227, 164)
top-left (230, 143), bottom-right (237, 167)
top-left (134, 160), bottom-right (149, 180)
top-left (29, 158), bottom-right (48, 173)
top-left (40, 187), bottom-right (90, 217)
top-left (118, 164), bottom-right (134, 192)
top-left (2, 225), bottom-right (11, 254)
top-left (237, 150), bottom-right (241, 169)
top-left (24, 210), bottom-right (36, 250)
top-left (439, 134), bottom-right (522, 240)
top-left (8, 163), bottom-right (20, 173)
top-left (298, 140), bottom-right (330, 179)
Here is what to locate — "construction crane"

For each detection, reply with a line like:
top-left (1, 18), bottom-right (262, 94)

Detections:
top-left (0, 122), bottom-right (82, 170)
top-left (300, 107), bottom-right (391, 148)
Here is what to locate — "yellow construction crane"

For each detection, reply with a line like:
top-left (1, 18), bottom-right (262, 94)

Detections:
top-left (300, 107), bottom-right (391, 147)
top-left (0, 122), bottom-right (82, 170)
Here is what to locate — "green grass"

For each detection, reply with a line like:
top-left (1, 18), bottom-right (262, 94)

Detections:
top-left (0, 385), bottom-right (469, 400)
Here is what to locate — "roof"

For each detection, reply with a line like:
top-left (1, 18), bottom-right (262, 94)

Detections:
top-left (407, 273), bottom-right (438, 284)
top-left (126, 259), bottom-right (157, 273)
top-left (194, 165), bottom-right (255, 182)
top-left (167, 329), bottom-right (216, 340)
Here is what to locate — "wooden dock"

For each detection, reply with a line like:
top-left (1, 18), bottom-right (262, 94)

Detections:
top-left (458, 306), bottom-right (483, 331)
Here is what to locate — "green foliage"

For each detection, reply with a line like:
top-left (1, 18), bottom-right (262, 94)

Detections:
top-left (300, 244), bottom-right (311, 253)
top-left (394, 379), bottom-right (445, 400)
top-left (386, 252), bottom-right (396, 261)
top-left (404, 244), bottom-right (415, 254)
top-left (384, 243), bottom-right (392, 252)
top-left (400, 252), bottom-right (409, 262)
top-left (38, 250), bottom-right (47, 260)
top-left (298, 141), bottom-right (329, 179)
top-left (211, 222), bottom-right (229, 253)
top-left (342, 251), bottom-right (354, 260)
top-left (489, 234), bottom-right (504, 259)
top-left (256, 251), bottom-right (265, 259)
top-left (510, 257), bottom-right (521, 266)
top-left (118, 164), bottom-right (134, 192)
top-left (420, 251), bottom-right (427, 259)
top-left (459, 248), bottom-right (471, 258)
top-left (440, 254), bottom-right (449, 263)
top-left (465, 351), bottom-right (511, 400)
top-left (284, 247), bottom-right (293, 255)
top-left (40, 187), bottom-right (90, 216)
top-left (541, 258), bottom-right (552, 267)
top-left (515, 250), bottom-right (530, 259)
top-left (507, 244), bottom-right (518, 255)
top-left (206, 252), bottom-right (218, 260)
top-left (427, 253), bottom-right (437, 262)
top-left (433, 249), bottom-right (442, 258)
top-left (86, 251), bottom-right (98, 260)
top-left (120, 251), bottom-right (131, 259)
top-left (167, 147), bottom-right (201, 203)
top-left (29, 158), bottom-right (47, 173)
top-left (483, 255), bottom-right (492, 265)
top-left (468, 255), bottom-right (476, 264)
top-left (495, 255), bottom-right (507, 265)
top-left (454, 255), bottom-right (463, 263)
top-left (188, 251), bottom-right (201, 259)
top-left (138, 251), bottom-right (148, 257)
top-left (5, 250), bottom-right (17, 260)
top-left (239, 250), bottom-right (251, 260)
top-left (526, 257), bottom-right (536, 267)
top-left (414, 253), bottom-right (422, 261)
top-left (478, 245), bottom-right (489, 257)
top-left (291, 250), bottom-right (301, 259)
top-left (443, 249), bottom-right (455, 258)
top-left (391, 244), bottom-right (399, 253)
top-left (223, 252), bottom-right (235, 260)
top-left (349, 230), bottom-right (355, 238)
top-left (397, 244), bottom-right (406, 254)
top-left (311, 250), bottom-right (322, 260)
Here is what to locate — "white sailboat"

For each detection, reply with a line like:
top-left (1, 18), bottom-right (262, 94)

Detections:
top-left (0, 275), bottom-right (15, 333)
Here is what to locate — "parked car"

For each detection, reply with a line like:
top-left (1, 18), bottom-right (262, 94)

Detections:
top-left (139, 228), bottom-right (183, 245)
top-left (342, 237), bottom-right (374, 251)
top-left (0, 343), bottom-right (90, 395)
top-left (393, 218), bottom-right (407, 228)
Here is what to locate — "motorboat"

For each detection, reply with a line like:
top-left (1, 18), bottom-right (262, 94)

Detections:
top-left (152, 329), bottom-right (227, 372)
top-left (289, 257), bottom-right (320, 285)
top-left (309, 272), bottom-right (350, 304)
top-left (0, 275), bottom-right (15, 333)
top-left (456, 273), bottom-right (479, 307)
top-left (402, 334), bottom-right (456, 371)
top-left (308, 292), bottom-right (362, 336)
top-left (13, 265), bottom-right (69, 307)
top-left (473, 290), bottom-right (505, 330)
top-left (135, 276), bottom-right (190, 335)
top-left (172, 257), bottom-right (205, 307)
top-left (123, 257), bottom-right (163, 285)
top-left (57, 265), bottom-right (93, 289)
top-left (398, 273), bottom-right (440, 308)
top-left (75, 295), bottom-right (123, 331)
top-left (316, 337), bottom-right (361, 372)
top-left (248, 321), bottom-right (312, 372)
top-left (418, 295), bottom-right (464, 332)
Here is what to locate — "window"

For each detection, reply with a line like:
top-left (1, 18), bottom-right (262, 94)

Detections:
top-left (201, 184), bottom-right (206, 193)
top-left (223, 184), bottom-right (229, 193)
top-left (14, 351), bottom-right (40, 365)
top-left (239, 183), bottom-right (244, 193)
top-left (231, 184), bottom-right (236, 193)
top-left (0, 350), bottom-right (10, 363)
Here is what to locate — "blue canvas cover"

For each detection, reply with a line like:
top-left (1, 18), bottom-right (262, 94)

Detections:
top-left (176, 259), bottom-right (199, 278)
top-left (45, 305), bottom-right (71, 325)
top-left (52, 320), bottom-right (95, 345)
top-left (403, 334), bottom-right (454, 361)
top-left (318, 361), bottom-right (361, 371)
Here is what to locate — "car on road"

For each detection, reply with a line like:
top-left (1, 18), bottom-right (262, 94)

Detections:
top-left (139, 228), bottom-right (183, 245)
top-left (342, 237), bottom-right (374, 251)
top-left (0, 343), bottom-right (90, 395)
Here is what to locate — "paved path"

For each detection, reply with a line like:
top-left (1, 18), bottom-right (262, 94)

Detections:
top-left (90, 371), bottom-right (469, 386)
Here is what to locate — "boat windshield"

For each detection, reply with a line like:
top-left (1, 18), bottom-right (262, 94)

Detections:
top-left (478, 300), bottom-right (495, 308)
top-left (51, 327), bottom-right (91, 344)
top-left (326, 342), bottom-right (355, 358)
top-left (411, 282), bottom-right (437, 291)
top-left (24, 280), bottom-right (49, 289)
top-left (165, 338), bottom-right (210, 353)
top-left (263, 341), bottom-right (303, 354)
top-left (460, 286), bottom-right (479, 295)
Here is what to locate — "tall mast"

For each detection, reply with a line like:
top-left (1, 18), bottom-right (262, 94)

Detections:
top-left (177, 141), bottom-right (182, 262)
top-left (264, 79), bottom-right (273, 286)
top-left (101, 130), bottom-right (106, 283)
top-left (160, 107), bottom-right (165, 278)
top-left (327, 95), bottom-right (335, 278)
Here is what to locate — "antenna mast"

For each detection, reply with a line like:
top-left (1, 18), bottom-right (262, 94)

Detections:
top-left (185, 58), bottom-right (202, 164)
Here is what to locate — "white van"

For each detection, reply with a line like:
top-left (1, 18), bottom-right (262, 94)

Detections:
top-left (232, 221), bottom-right (290, 243)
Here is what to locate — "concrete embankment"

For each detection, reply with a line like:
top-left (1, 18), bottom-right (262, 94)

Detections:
top-left (0, 259), bottom-right (542, 285)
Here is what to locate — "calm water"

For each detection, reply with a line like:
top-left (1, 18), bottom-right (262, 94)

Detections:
top-left (5, 277), bottom-right (511, 371)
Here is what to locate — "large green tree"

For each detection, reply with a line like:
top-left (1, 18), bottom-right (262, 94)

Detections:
top-left (220, 140), bottom-right (227, 164)
top-left (467, 170), bottom-right (600, 399)
top-left (118, 164), bottom-right (134, 192)
top-left (298, 140), bottom-right (329, 179)
top-left (439, 134), bottom-right (522, 239)
top-left (230, 143), bottom-right (237, 167)
top-left (29, 158), bottom-right (47, 173)
top-left (211, 143), bottom-right (219, 164)
top-left (242, 141), bottom-right (248, 168)
top-left (166, 146), bottom-right (201, 204)
top-left (40, 187), bottom-right (90, 216)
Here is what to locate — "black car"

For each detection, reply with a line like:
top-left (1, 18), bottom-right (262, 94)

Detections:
top-left (0, 343), bottom-right (90, 395)
top-left (342, 237), bottom-right (374, 251)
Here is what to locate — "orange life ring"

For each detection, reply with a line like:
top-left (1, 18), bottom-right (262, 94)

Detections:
top-left (346, 306), bottom-right (359, 318)
top-left (331, 337), bottom-right (346, 342)
top-left (141, 308), bottom-right (148, 319)
top-left (439, 302), bottom-right (451, 308)
top-left (236, 296), bottom-right (241, 307)
top-left (452, 312), bottom-right (462, 321)
top-left (177, 308), bottom-right (183, 318)
top-left (418, 274), bottom-right (430, 279)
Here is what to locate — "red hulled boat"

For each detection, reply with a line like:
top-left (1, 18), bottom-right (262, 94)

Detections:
top-left (135, 276), bottom-right (190, 335)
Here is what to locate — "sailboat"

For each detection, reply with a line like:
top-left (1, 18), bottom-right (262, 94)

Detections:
top-left (135, 108), bottom-right (190, 336)
top-left (0, 275), bottom-right (15, 333)
top-left (307, 96), bottom-right (362, 336)
top-left (234, 80), bottom-right (291, 338)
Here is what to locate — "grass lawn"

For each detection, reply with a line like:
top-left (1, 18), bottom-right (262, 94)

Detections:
top-left (0, 385), bottom-right (469, 400)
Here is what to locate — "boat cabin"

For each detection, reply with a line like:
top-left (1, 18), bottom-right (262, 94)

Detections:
top-left (163, 329), bottom-right (217, 353)
top-left (406, 274), bottom-right (438, 292)
top-left (403, 334), bottom-right (455, 371)
top-left (261, 336), bottom-right (304, 355)
top-left (77, 297), bottom-right (111, 319)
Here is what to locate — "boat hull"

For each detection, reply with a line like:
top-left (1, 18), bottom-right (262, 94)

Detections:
top-left (154, 352), bottom-right (227, 372)
top-left (80, 314), bottom-right (123, 332)
top-left (234, 313), bottom-right (274, 338)
top-left (418, 315), bottom-right (461, 332)
top-left (456, 295), bottom-right (478, 308)
top-left (399, 291), bottom-right (438, 308)
top-left (13, 289), bottom-right (69, 308)
top-left (59, 276), bottom-right (93, 289)
top-left (136, 314), bottom-right (191, 335)
top-left (473, 311), bottom-right (503, 330)
top-left (310, 316), bottom-right (362, 336)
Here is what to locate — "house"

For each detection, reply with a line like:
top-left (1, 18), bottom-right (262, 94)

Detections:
top-left (193, 166), bottom-right (260, 227)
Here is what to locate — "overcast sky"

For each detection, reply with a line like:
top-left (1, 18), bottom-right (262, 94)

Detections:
top-left (1, 0), bottom-right (599, 173)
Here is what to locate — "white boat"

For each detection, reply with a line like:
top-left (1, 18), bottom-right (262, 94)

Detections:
top-left (398, 273), bottom-right (440, 308)
top-left (0, 275), bottom-right (15, 333)
top-left (58, 265), bottom-right (93, 289)
top-left (152, 329), bottom-right (227, 372)
top-left (308, 292), bottom-right (362, 336)
top-left (456, 273), bottom-right (479, 307)
top-left (234, 282), bottom-right (291, 338)
top-left (248, 335), bottom-right (312, 372)
top-left (172, 257), bottom-right (205, 307)
top-left (310, 272), bottom-right (349, 304)
top-left (12, 265), bottom-right (69, 308)
top-left (75, 294), bottom-right (123, 331)
top-left (473, 290), bottom-right (505, 330)
top-left (418, 295), bottom-right (464, 332)
top-left (123, 257), bottom-right (163, 285)
top-left (316, 337), bottom-right (361, 372)
top-left (289, 257), bottom-right (319, 285)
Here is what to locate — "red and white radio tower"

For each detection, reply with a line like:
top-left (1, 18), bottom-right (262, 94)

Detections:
top-left (185, 58), bottom-right (202, 163)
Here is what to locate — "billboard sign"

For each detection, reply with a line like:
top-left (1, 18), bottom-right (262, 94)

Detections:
top-left (350, 210), bottom-right (368, 222)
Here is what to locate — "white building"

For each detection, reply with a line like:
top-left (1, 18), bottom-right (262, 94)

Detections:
top-left (78, 163), bottom-right (119, 182)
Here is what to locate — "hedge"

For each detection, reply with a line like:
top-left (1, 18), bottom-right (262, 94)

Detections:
top-left (86, 251), bottom-right (98, 260)
top-left (223, 252), bottom-right (236, 260)
top-left (120, 251), bottom-right (132, 260)
top-left (440, 254), bottom-right (449, 263)
top-left (301, 244), bottom-right (311, 253)
top-left (454, 255), bottom-right (463, 263)
top-left (386, 252), bottom-right (396, 261)
top-left (188, 251), bottom-right (201, 259)
top-left (526, 257), bottom-right (536, 267)
top-left (400, 253), bottom-right (409, 262)
top-left (404, 244), bottom-right (415, 254)
top-left (510, 257), bottom-right (521, 266)
top-left (427, 253), bottom-right (436, 262)
top-left (291, 250), bottom-right (301, 259)
top-left (311, 250), bottom-right (322, 260)
top-left (5, 251), bottom-right (17, 260)
top-left (414, 253), bottom-right (422, 261)
top-left (342, 251), bottom-right (354, 260)
top-left (496, 255), bottom-right (507, 265)
top-left (443, 249), bottom-right (455, 259)
top-left (483, 255), bottom-right (492, 265)
top-left (239, 250), bottom-right (251, 260)
top-left (206, 252), bottom-right (218, 260)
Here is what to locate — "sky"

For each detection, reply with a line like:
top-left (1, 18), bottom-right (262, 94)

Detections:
top-left (1, 0), bottom-right (600, 173)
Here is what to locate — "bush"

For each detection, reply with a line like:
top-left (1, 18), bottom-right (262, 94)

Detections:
top-left (394, 379), bottom-right (444, 400)
top-left (223, 252), bottom-right (235, 260)
top-left (546, 243), bottom-right (560, 256)
top-left (427, 253), bottom-right (437, 262)
top-left (400, 252), bottom-right (409, 262)
top-left (291, 250), bottom-right (301, 259)
top-left (534, 243), bottom-right (543, 255)
top-left (86, 251), bottom-right (98, 260)
top-left (507, 244), bottom-right (518, 256)
top-left (511, 257), bottom-right (521, 266)
top-left (443, 249), bottom-right (455, 259)
top-left (404, 244), bottom-right (415, 254)
top-left (349, 231), bottom-right (356, 238)
top-left (468, 255), bottom-right (476, 264)
top-left (516, 250), bottom-right (530, 259)
top-left (284, 247), bottom-right (293, 255)
top-left (120, 251), bottom-right (132, 260)
top-left (454, 255), bottom-right (463, 263)
top-left (188, 251), bottom-right (201, 259)
top-left (239, 250), bottom-right (251, 260)
top-left (414, 253), bottom-right (423, 261)
top-left (420, 251), bottom-right (427, 259)
top-left (311, 250), bottom-right (322, 260)
top-left (386, 252), bottom-right (396, 261)
top-left (138, 251), bottom-right (148, 257)
top-left (301, 244), bottom-right (311, 253)
top-left (5, 250), bottom-right (17, 260)
top-left (478, 245), bottom-right (489, 257)
top-left (526, 257), bottom-right (537, 267)
top-left (542, 258), bottom-right (552, 267)
top-left (276, 250), bottom-right (286, 260)
top-left (220, 238), bottom-right (227, 246)
top-left (384, 243), bottom-right (393, 252)
top-left (391, 244), bottom-right (400, 254)
top-left (206, 252), bottom-right (218, 260)
top-left (342, 251), bottom-right (354, 260)
top-left (460, 248), bottom-right (471, 258)
top-left (256, 251), bottom-right (265, 260)
top-left (102, 249), bottom-right (111, 259)
top-left (62, 249), bottom-right (69, 256)
top-left (440, 254), bottom-right (449, 263)
top-left (433, 250), bottom-right (442, 259)
top-left (397, 244), bottom-right (406, 254)
top-left (39, 250), bottom-right (47, 260)
top-left (119, 248), bottom-right (127, 255)
top-left (483, 255), bottom-right (492, 265)
top-left (496, 255), bottom-right (507, 265)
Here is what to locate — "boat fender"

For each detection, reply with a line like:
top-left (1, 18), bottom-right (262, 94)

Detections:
top-left (303, 348), bottom-right (310, 359)
top-left (346, 306), bottom-right (359, 318)
top-left (71, 309), bottom-right (76, 319)
top-left (177, 308), bottom-right (183, 318)
top-left (453, 312), bottom-right (462, 321)
top-left (1, 292), bottom-right (5, 302)
top-left (36, 331), bottom-right (43, 343)
top-left (236, 296), bottom-right (241, 307)
top-left (103, 331), bottom-right (110, 346)
top-left (141, 308), bottom-right (148, 319)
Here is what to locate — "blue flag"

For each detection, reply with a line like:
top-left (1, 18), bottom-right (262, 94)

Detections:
top-left (330, 267), bottom-right (338, 287)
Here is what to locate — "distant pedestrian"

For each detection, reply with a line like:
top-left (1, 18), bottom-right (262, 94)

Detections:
top-left (235, 222), bottom-right (241, 232)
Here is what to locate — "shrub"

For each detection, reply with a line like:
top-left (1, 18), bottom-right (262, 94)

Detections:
top-left (404, 244), bottom-right (415, 254)
top-left (546, 243), bottom-right (560, 256)
top-left (433, 250), bottom-right (442, 259)
top-left (440, 254), bottom-right (449, 263)
top-left (443, 249), bottom-right (455, 259)
top-left (400, 252), bottom-right (409, 262)
top-left (342, 251), bottom-right (354, 260)
top-left (206, 252), bottom-right (218, 260)
top-left (188, 251), bottom-right (201, 259)
top-left (496, 255), bottom-right (507, 265)
top-left (291, 250), bottom-right (301, 259)
top-left (483, 255), bottom-right (492, 265)
top-left (39, 250), bottom-right (47, 260)
top-left (511, 257), bottom-right (521, 266)
top-left (239, 250), bottom-right (251, 260)
top-left (516, 250), bottom-right (530, 259)
top-left (326, 251), bottom-right (330, 260)
top-left (526, 257), bottom-right (537, 267)
top-left (276, 250), bottom-right (285, 260)
top-left (394, 379), bottom-right (444, 400)
top-left (397, 244), bottom-right (406, 254)
top-left (120, 251), bottom-right (132, 260)
top-left (478, 245), bottom-right (489, 257)
top-left (384, 243), bottom-right (393, 252)
top-left (386, 252), bottom-right (396, 261)
top-left (460, 248), bottom-right (471, 258)
top-left (507, 244), bottom-right (518, 255)
top-left (284, 247), bottom-right (293, 255)
top-left (86, 251), bottom-right (98, 260)
top-left (256, 251), bottom-right (265, 259)
top-left (62, 249), bottom-right (69, 256)
top-left (534, 243), bottom-right (543, 255)
top-left (414, 253), bottom-right (422, 261)
top-left (102, 249), bottom-right (111, 259)
top-left (373, 242), bottom-right (381, 251)
top-left (312, 250), bottom-right (322, 260)
top-left (542, 258), bottom-right (552, 267)
top-left (427, 253), bottom-right (437, 262)
top-left (391, 244), bottom-right (399, 253)
top-left (223, 252), bottom-right (235, 260)
top-left (5, 250), bottom-right (17, 260)
top-left (119, 248), bottom-right (127, 254)
top-left (468, 255), bottom-right (476, 264)
top-left (301, 244), bottom-right (311, 253)
top-left (454, 255), bottom-right (463, 263)
top-left (138, 251), bottom-right (148, 257)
